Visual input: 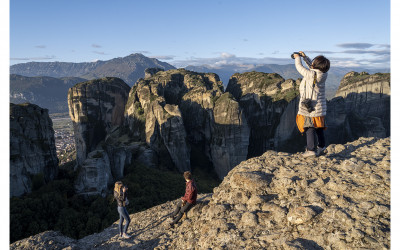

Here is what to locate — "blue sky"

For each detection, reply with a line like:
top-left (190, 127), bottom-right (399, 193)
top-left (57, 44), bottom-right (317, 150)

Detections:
top-left (10, 0), bottom-right (390, 69)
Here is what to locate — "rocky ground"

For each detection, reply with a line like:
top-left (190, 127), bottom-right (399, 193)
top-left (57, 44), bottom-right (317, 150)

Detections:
top-left (10, 137), bottom-right (390, 249)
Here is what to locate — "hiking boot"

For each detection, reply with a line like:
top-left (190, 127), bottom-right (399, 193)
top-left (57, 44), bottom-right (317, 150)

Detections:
top-left (122, 233), bottom-right (131, 239)
top-left (316, 146), bottom-right (326, 156)
top-left (303, 150), bottom-right (316, 157)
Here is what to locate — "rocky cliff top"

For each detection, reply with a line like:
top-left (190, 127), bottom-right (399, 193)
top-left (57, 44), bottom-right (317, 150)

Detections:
top-left (11, 136), bottom-right (390, 249)
top-left (226, 71), bottom-right (299, 102)
top-left (335, 71), bottom-right (390, 98)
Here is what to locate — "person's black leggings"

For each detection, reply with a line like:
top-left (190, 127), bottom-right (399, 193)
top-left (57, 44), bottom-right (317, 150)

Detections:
top-left (305, 127), bottom-right (325, 151)
top-left (171, 200), bottom-right (193, 224)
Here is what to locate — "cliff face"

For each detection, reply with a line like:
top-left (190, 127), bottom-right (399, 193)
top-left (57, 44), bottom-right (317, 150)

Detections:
top-left (125, 69), bottom-right (235, 175)
top-left (326, 72), bottom-right (390, 143)
top-left (10, 103), bottom-right (58, 197)
top-left (11, 137), bottom-right (390, 249)
top-left (226, 72), bottom-right (300, 156)
top-left (211, 93), bottom-right (250, 178)
top-left (68, 77), bottom-right (131, 166)
top-left (68, 77), bottom-right (131, 195)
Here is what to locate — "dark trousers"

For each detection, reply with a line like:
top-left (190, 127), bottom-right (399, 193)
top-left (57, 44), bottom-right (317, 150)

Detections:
top-left (305, 127), bottom-right (325, 151)
top-left (171, 200), bottom-right (193, 224)
top-left (117, 206), bottom-right (131, 235)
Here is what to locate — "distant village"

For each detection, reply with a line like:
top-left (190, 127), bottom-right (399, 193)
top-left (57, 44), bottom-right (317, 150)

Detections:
top-left (54, 122), bottom-right (75, 165)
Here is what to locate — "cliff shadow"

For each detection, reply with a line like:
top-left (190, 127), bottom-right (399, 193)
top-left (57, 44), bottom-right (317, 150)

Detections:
top-left (244, 94), bottom-right (292, 158)
top-left (325, 92), bottom-right (390, 145)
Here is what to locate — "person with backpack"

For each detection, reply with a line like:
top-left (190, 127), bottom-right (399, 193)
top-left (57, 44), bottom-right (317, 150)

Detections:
top-left (114, 181), bottom-right (131, 239)
top-left (169, 171), bottom-right (197, 227)
top-left (293, 51), bottom-right (330, 157)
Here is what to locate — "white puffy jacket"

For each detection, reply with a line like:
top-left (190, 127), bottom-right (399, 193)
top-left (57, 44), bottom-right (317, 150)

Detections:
top-left (295, 56), bottom-right (327, 117)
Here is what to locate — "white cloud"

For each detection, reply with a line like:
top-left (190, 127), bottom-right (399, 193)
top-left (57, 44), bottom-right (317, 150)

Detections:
top-left (10, 55), bottom-right (56, 61)
top-left (150, 55), bottom-right (175, 60)
top-left (91, 44), bottom-right (102, 48)
top-left (171, 54), bottom-right (292, 68)
top-left (135, 50), bottom-right (151, 54)
top-left (220, 52), bottom-right (236, 59)
top-left (34, 45), bottom-right (46, 49)
top-left (92, 51), bottom-right (106, 55)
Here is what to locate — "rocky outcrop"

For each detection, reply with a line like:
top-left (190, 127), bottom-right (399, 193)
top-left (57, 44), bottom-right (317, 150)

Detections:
top-left (226, 72), bottom-right (300, 156)
top-left (125, 69), bottom-right (226, 173)
top-left (68, 77), bottom-right (131, 195)
top-left (68, 77), bottom-right (131, 166)
top-left (326, 72), bottom-right (390, 143)
top-left (74, 150), bottom-right (112, 196)
top-left (11, 137), bottom-right (390, 249)
top-left (144, 68), bottom-right (164, 79)
top-left (10, 103), bottom-right (58, 197)
top-left (211, 93), bottom-right (250, 178)
top-left (145, 99), bottom-right (191, 172)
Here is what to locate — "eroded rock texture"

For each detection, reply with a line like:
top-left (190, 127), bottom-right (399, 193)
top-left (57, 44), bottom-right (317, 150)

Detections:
top-left (226, 72), bottom-right (300, 156)
top-left (125, 69), bottom-right (236, 174)
top-left (326, 72), bottom-right (390, 143)
top-left (11, 137), bottom-right (390, 249)
top-left (10, 103), bottom-right (58, 197)
top-left (68, 77), bottom-right (130, 195)
top-left (68, 77), bottom-right (130, 166)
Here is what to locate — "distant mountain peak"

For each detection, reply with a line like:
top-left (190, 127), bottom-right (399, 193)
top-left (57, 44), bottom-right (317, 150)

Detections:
top-left (10, 53), bottom-right (176, 86)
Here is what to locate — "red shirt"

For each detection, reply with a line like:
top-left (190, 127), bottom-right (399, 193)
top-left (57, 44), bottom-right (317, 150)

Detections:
top-left (181, 180), bottom-right (197, 204)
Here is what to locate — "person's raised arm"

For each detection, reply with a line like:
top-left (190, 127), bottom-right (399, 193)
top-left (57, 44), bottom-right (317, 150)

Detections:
top-left (294, 54), bottom-right (311, 77)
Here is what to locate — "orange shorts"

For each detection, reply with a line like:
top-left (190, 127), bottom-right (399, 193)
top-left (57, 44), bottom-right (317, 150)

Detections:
top-left (296, 114), bottom-right (327, 133)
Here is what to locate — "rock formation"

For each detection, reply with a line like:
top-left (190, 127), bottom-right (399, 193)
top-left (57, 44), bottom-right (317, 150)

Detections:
top-left (68, 77), bottom-right (131, 195)
top-left (226, 72), bottom-right (300, 156)
top-left (326, 72), bottom-right (390, 143)
top-left (10, 103), bottom-right (58, 197)
top-left (68, 77), bottom-right (131, 166)
top-left (211, 93), bottom-right (250, 178)
top-left (125, 69), bottom-right (227, 174)
top-left (67, 69), bottom-right (390, 197)
top-left (11, 137), bottom-right (390, 249)
top-left (74, 150), bottom-right (113, 196)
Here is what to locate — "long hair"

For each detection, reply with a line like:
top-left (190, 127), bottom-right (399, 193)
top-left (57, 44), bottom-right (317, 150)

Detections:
top-left (114, 181), bottom-right (123, 195)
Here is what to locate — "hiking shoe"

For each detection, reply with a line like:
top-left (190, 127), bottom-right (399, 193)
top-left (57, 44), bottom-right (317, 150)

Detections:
top-left (316, 146), bottom-right (326, 156)
top-left (122, 233), bottom-right (131, 239)
top-left (303, 150), bottom-right (316, 157)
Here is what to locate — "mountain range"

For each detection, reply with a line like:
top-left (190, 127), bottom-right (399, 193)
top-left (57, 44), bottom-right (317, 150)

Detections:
top-left (10, 74), bottom-right (86, 113)
top-left (10, 53), bottom-right (390, 113)
top-left (10, 53), bottom-right (176, 86)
